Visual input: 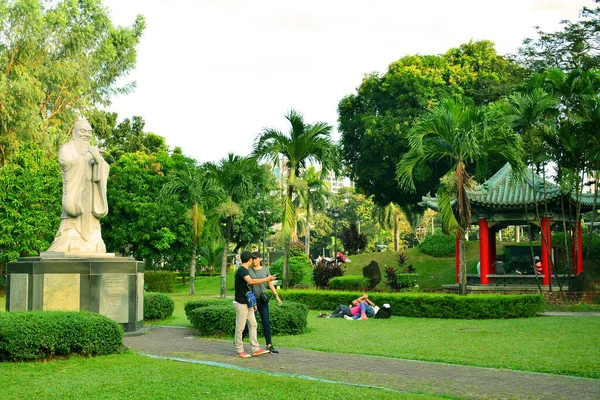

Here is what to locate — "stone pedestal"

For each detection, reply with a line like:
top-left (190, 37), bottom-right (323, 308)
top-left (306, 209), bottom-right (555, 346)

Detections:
top-left (6, 256), bottom-right (144, 332)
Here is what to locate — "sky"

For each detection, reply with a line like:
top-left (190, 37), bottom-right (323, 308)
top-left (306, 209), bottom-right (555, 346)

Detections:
top-left (102, 0), bottom-right (596, 164)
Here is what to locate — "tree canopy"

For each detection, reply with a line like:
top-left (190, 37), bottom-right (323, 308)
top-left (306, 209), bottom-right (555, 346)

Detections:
top-left (0, 0), bottom-right (145, 164)
top-left (338, 41), bottom-right (527, 209)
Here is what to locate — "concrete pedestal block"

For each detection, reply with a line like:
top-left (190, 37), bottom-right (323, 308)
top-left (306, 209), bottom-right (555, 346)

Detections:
top-left (6, 257), bottom-right (144, 332)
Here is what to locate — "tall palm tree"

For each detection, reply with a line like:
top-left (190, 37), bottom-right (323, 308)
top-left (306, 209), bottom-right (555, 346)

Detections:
top-left (205, 153), bottom-right (264, 298)
top-left (397, 98), bottom-right (524, 294)
top-left (299, 165), bottom-right (329, 257)
top-left (374, 202), bottom-right (403, 252)
top-left (252, 109), bottom-right (341, 288)
top-left (160, 165), bottom-right (217, 295)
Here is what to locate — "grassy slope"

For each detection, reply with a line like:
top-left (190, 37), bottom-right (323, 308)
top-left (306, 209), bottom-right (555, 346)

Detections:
top-left (346, 241), bottom-right (485, 289)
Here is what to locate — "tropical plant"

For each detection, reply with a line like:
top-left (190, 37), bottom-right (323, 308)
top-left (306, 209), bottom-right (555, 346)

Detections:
top-left (160, 162), bottom-right (218, 295)
top-left (205, 154), bottom-right (266, 297)
top-left (252, 109), bottom-right (342, 288)
top-left (397, 98), bottom-right (524, 294)
top-left (298, 166), bottom-right (329, 257)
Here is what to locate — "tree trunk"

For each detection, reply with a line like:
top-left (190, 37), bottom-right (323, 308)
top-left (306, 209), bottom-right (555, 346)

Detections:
top-left (305, 207), bottom-right (311, 257)
top-left (189, 244), bottom-right (196, 295)
top-left (459, 236), bottom-right (467, 295)
top-left (394, 211), bottom-right (399, 252)
top-left (220, 219), bottom-right (231, 298)
top-left (283, 240), bottom-right (290, 289)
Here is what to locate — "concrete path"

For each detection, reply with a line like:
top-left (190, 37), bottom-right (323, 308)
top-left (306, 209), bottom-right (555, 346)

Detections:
top-left (124, 325), bottom-right (600, 400)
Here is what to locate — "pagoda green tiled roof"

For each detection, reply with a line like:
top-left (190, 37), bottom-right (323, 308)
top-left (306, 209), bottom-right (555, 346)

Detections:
top-left (468, 163), bottom-right (595, 208)
top-left (421, 163), bottom-right (596, 210)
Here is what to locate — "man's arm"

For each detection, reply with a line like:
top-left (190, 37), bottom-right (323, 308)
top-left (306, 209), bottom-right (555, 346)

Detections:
top-left (244, 275), bottom-right (276, 285)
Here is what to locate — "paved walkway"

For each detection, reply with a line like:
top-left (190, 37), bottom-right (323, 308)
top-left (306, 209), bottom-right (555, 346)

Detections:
top-left (124, 324), bottom-right (600, 400)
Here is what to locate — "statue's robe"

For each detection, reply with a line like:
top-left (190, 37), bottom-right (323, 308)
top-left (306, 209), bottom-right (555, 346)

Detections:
top-left (47, 141), bottom-right (109, 253)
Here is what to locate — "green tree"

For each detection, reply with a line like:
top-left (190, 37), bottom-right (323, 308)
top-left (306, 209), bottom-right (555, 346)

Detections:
top-left (206, 154), bottom-right (267, 298)
top-left (88, 111), bottom-right (167, 163)
top-left (298, 166), bottom-right (329, 257)
top-left (103, 151), bottom-right (192, 271)
top-left (397, 98), bottom-right (524, 294)
top-left (0, 0), bottom-right (145, 164)
top-left (517, 1), bottom-right (600, 72)
top-left (0, 143), bottom-right (62, 263)
top-left (338, 41), bottom-right (526, 209)
top-left (252, 109), bottom-right (342, 288)
top-left (161, 160), bottom-right (219, 295)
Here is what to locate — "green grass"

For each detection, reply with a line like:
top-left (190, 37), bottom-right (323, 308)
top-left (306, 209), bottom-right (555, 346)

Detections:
top-left (0, 352), bottom-right (442, 400)
top-left (275, 310), bottom-right (600, 379)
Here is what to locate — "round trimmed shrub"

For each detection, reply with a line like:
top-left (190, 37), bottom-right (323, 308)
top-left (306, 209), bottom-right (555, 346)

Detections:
top-left (144, 292), bottom-right (175, 320)
top-left (184, 298), bottom-right (232, 318)
top-left (188, 301), bottom-right (308, 337)
top-left (0, 311), bottom-right (123, 361)
top-left (418, 234), bottom-right (455, 257)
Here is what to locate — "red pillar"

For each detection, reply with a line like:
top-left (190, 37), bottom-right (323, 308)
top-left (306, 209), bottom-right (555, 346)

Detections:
top-left (455, 233), bottom-right (460, 284)
top-left (541, 217), bottom-right (553, 286)
top-left (489, 228), bottom-right (497, 273)
top-left (573, 221), bottom-right (583, 275)
top-left (479, 219), bottom-right (490, 285)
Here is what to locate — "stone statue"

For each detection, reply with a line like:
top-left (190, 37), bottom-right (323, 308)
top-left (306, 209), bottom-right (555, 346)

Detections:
top-left (46, 119), bottom-right (109, 254)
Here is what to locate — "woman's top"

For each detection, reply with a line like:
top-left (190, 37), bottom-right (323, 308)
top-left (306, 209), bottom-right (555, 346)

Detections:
top-left (248, 266), bottom-right (271, 297)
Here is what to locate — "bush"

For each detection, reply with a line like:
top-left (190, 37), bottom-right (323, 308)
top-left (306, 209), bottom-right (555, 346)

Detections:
top-left (184, 298), bottom-right (232, 318)
top-left (144, 271), bottom-right (177, 293)
top-left (144, 292), bottom-right (175, 320)
top-left (187, 301), bottom-right (308, 336)
top-left (397, 274), bottom-right (420, 289)
top-left (553, 233), bottom-right (600, 261)
top-left (269, 255), bottom-right (310, 286)
top-left (0, 311), bottom-right (123, 361)
top-left (328, 276), bottom-right (370, 291)
top-left (312, 261), bottom-right (345, 288)
top-left (278, 290), bottom-right (544, 319)
top-left (418, 234), bottom-right (455, 257)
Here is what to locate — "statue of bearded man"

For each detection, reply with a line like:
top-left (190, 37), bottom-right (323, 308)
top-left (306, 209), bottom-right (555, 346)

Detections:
top-left (47, 119), bottom-right (109, 254)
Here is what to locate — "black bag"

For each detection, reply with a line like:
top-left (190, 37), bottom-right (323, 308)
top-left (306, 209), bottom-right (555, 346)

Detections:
top-left (374, 304), bottom-right (392, 319)
top-left (260, 292), bottom-right (270, 303)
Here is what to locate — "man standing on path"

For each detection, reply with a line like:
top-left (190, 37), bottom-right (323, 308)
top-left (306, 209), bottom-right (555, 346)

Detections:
top-left (234, 250), bottom-right (276, 358)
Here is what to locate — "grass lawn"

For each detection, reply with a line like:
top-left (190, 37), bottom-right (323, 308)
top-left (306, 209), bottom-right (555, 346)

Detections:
top-left (276, 310), bottom-right (600, 379)
top-left (0, 352), bottom-right (442, 400)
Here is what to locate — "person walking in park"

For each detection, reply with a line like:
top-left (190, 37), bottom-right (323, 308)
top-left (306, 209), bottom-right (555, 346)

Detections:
top-left (244, 251), bottom-right (282, 354)
top-left (234, 250), bottom-right (276, 358)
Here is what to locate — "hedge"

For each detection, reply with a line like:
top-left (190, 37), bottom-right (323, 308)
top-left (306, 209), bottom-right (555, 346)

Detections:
top-left (184, 298), bottom-right (232, 318)
top-left (144, 271), bottom-right (177, 293)
top-left (0, 311), bottom-right (123, 361)
top-left (277, 290), bottom-right (544, 319)
top-left (328, 276), bottom-right (370, 291)
top-left (144, 292), bottom-right (175, 320)
top-left (187, 300), bottom-right (308, 336)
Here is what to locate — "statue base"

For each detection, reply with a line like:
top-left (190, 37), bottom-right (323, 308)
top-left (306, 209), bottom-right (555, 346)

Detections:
top-left (5, 256), bottom-right (144, 333)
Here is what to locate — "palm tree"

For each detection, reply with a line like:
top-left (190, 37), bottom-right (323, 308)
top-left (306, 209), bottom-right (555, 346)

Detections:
top-left (205, 153), bottom-right (264, 298)
top-left (299, 166), bottom-right (329, 257)
top-left (160, 164), bottom-right (217, 295)
top-left (252, 109), bottom-right (341, 288)
top-left (397, 98), bottom-right (523, 295)
top-left (374, 202), bottom-right (403, 252)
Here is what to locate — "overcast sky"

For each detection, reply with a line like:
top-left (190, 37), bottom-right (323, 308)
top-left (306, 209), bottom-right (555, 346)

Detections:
top-left (102, 0), bottom-right (595, 163)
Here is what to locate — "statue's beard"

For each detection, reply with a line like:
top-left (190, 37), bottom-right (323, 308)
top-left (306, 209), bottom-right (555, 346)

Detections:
top-left (74, 137), bottom-right (90, 156)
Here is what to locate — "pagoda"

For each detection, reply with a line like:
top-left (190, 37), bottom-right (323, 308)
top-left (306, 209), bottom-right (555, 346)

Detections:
top-left (421, 163), bottom-right (597, 287)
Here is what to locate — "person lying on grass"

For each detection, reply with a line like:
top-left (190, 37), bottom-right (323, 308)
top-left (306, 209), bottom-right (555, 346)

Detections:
top-left (321, 294), bottom-right (376, 320)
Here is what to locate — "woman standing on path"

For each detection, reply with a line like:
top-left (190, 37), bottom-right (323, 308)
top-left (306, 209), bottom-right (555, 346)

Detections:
top-left (245, 251), bottom-right (282, 354)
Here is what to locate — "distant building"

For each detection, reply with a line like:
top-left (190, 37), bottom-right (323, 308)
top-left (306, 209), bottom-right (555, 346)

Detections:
top-left (324, 172), bottom-right (354, 195)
